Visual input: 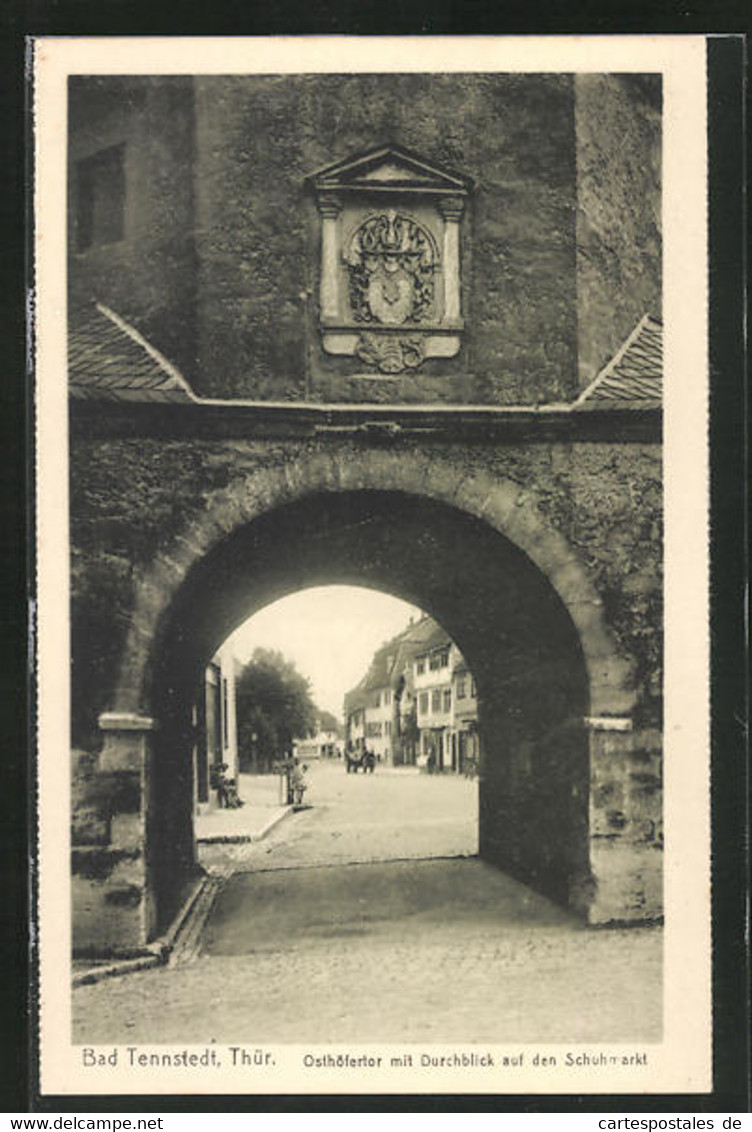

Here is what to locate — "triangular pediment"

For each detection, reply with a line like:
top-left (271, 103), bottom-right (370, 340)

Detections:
top-left (309, 145), bottom-right (471, 195)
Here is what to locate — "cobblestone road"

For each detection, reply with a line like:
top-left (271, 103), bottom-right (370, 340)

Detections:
top-left (199, 760), bottom-right (479, 873)
top-left (73, 762), bottom-right (662, 1044)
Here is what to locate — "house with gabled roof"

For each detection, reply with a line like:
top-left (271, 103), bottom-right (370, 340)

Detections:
top-left (344, 614), bottom-right (482, 773)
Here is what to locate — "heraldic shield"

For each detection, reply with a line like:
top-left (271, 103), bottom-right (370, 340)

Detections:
top-left (308, 144), bottom-right (471, 373)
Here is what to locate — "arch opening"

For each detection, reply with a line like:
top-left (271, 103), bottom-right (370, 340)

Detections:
top-left (145, 490), bottom-right (591, 934)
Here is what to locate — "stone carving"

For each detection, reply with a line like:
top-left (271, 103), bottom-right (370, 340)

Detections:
top-left (309, 146), bottom-right (471, 372)
top-left (345, 211), bottom-right (437, 326)
top-left (355, 332), bottom-right (426, 374)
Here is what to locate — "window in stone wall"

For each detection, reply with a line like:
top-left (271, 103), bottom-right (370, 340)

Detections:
top-left (431, 689), bottom-right (442, 713)
top-left (76, 144), bottom-right (126, 251)
top-left (443, 689), bottom-right (452, 713)
top-left (419, 692), bottom-right (428, 715)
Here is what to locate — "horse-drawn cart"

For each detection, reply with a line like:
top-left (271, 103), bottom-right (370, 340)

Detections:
top-left (345, 748), bottom-right (376, 773)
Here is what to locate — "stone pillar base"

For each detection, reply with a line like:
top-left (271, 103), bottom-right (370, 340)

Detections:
top-left (587, 720), bottom-right (663, 924)
top-left (71, 713), bottom-right (159, 956)
top-left (588, 841), bottom-right (663, 925)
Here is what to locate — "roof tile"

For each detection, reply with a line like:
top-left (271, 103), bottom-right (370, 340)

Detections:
top-left (575, 315), bottom-right (662, 410)
top-left (69, 302), bottom-right (196, 404)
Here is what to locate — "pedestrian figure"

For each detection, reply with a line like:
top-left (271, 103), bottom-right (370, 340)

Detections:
top-left (222, 776), bottom-right (244, 808)
top-left (345, 743), bottom-right (362, 773)
top-left (211, 762), bottom-right (230, 807)
top-left (463, 755), bottom-right (478, 780)
top-left (290, 760), bottom-right (308, 806)
top-left (210, 763), bottom-right (245, 808)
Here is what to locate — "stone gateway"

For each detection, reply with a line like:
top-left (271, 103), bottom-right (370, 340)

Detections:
top-left (68, 72), bottom-right (663, 955)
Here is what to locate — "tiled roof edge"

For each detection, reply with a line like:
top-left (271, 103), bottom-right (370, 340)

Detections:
top-left (573, 314), bottom-right (662, 408)
top-left (94, 302), bottom-right (199, 400)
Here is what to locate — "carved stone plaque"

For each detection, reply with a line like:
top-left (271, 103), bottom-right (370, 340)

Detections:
top-left (346, 211), bottom-right (437, 326)
top-left (308, 146), bottom-right (471, 374)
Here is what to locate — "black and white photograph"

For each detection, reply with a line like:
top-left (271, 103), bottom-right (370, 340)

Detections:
top-left (34, 36), bottom-right (712, 1097)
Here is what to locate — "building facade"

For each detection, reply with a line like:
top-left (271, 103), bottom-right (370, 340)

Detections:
top-left (345, 616), bottom-right (480, 773)
top-left (413, 626), bottom-right (454, 770)
top-left (194, 641), bottom-right (239, 812)
top-left (294, 723), bottom-right (344, 761)
top-left (451, 661), bottom-right (480, 775)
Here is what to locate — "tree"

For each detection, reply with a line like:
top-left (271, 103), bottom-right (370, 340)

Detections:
top-left (317, 709), bottom-right (342, 735)
top-left (235, 648), bottom-right (317, 772)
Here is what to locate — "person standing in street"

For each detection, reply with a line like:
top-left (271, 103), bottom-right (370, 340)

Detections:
top-left (290, 760), bottom-right (309, 806)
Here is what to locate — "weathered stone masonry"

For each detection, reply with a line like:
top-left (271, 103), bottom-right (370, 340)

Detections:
top-left (69, 73), bottom-right (661, 403)
top-left (68, 70), bottom-right (662, 953)
top-left (70, 417), bottom-right (662, 951)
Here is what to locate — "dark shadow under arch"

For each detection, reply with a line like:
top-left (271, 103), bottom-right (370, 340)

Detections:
top-left (148, 490), bottom-right (591, 931)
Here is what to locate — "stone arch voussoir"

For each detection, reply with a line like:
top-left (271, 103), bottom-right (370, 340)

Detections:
top-left (116, 448), bottom-right (636, 718)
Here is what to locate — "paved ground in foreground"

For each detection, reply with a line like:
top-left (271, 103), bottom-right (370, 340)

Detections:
top-left (73, 762), bottom-right (662, 1044)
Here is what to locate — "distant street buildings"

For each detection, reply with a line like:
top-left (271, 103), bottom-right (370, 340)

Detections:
top-left (294, 721), bottom-right (344, 762)
top-left (195, 642), bottom-right (239, 811)
top-left (344, 616), bottom-right (480, 773)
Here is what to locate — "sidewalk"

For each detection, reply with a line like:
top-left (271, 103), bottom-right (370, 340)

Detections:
top-left (194, 772), bottom-right (291, 843)
top-left (73, 773), bottom-right (291, 987)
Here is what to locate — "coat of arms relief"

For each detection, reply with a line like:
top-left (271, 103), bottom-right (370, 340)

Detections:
top-left (308, 146), bottom-right (471, 375)
top-left (346, 210), bottom-right (437, 327)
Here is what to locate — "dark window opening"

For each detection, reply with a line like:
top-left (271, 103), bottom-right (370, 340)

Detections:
top-left (76, 144), bottom-right (125, 251)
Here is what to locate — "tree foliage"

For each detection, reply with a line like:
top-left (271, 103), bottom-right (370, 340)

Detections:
top-left (236, 647), bottom-right (317, 772)
top-left (317, 709), bottom-right (342, 735)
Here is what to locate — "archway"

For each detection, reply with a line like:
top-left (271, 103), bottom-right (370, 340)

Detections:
top-left (94, 449), bottom-right (641, 944)
top-left (142, 489), bottom-right (591, 932)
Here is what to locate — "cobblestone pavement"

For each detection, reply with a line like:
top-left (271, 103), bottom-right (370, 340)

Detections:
top-left (74, 763), bottom-right (662, 1044)
top-left (199, 760), bottom-right (479, 873)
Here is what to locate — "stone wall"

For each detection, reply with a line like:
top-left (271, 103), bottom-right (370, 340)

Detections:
top-left (192, 74), bottom-right (579, 404)
top-left (71, 727), bottom-right (151, 955)
top-left (70, 432), bottom-right (662, 745)
top-left (575, 74), bottom-right (663, 388)
top-left (69, 73), bottom-right (661, 406)
top-left (69, 438), bottom-right (235, 748)
top-left (68, 77), bottom-right (198, 380)
top-left (589, 724), bottom-right (663, 923)
top-left (69, 429), bottom-right (663, 948)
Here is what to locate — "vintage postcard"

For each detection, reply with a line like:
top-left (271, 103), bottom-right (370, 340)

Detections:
top-left (34, 35), bottom-right (711, 1098)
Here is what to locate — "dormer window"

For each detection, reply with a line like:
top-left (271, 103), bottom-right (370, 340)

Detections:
top-left (308, 145), bottom-right (472, 375)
